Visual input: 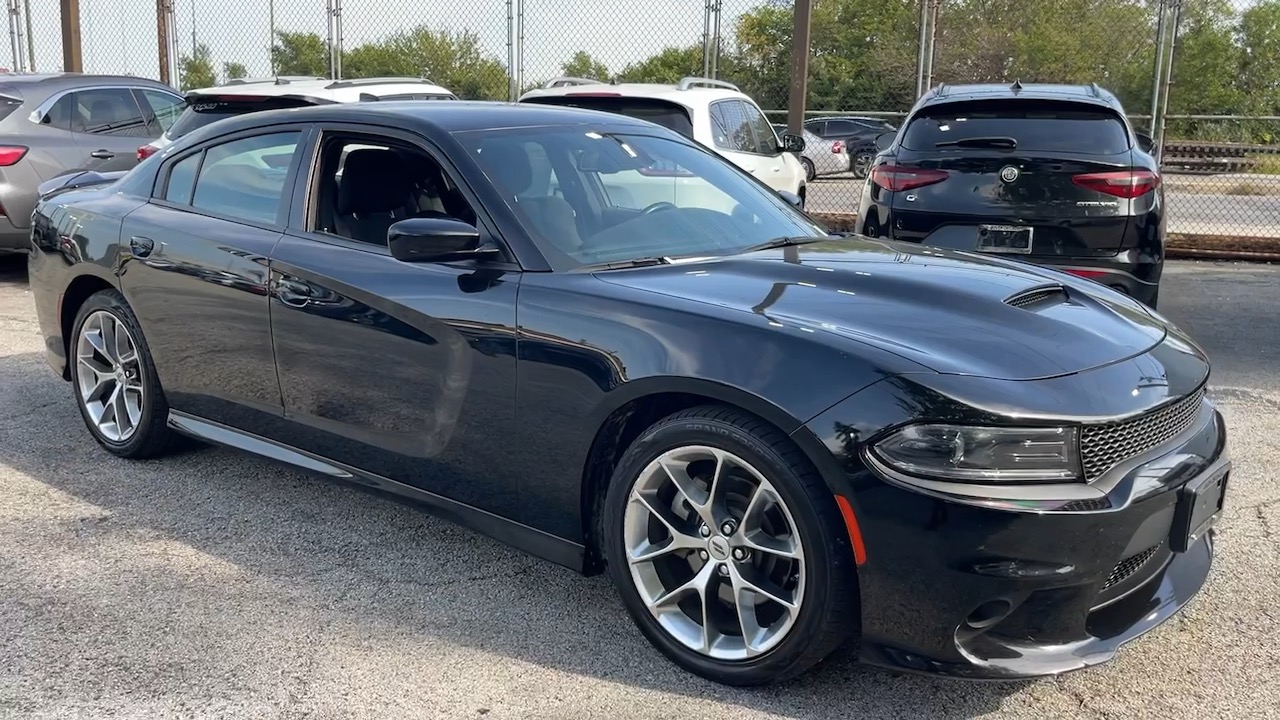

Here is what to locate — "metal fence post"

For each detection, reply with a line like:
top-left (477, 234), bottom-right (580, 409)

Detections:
top-left (787, 0), bottom-right (812, 134)
top-left (1155, 0), bottom-right (1183, 165)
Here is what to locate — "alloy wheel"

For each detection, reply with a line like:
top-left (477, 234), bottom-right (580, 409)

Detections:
top-left (622, 445), bottom-right (806, 660)
top-left (75, 309), bottom-right (145, 443)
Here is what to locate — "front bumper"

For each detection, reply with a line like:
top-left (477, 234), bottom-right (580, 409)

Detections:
top-left (801, 348), bottom-right (1227, 679)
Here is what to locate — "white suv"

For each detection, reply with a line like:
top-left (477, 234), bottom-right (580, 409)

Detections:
top-left (519, 76), bottom-right (809, 206)
top-left (137, 76), bottom-right (458, 162)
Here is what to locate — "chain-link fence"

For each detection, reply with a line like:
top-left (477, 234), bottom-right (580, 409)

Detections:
top-left (7, 0), bottom-right (1279, 239)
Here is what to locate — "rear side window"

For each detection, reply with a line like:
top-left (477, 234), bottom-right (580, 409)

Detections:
top-left (162, 131), bottom-right (301, 224)
top-left (0, 93), bottom-right (20, 123)
top-left (901, 100), bottom-right (1131, 155)
top-left (522, 96), bottom-right (694, 138)
top-left (166, 96), bottom-right (321, 141)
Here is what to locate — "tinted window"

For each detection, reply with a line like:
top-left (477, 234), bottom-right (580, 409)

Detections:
top-left (167, 96), bottom-right (319, 141)
top-left (190, 132), bottom-right (300, 224)
top-left (523, 96), bottom-right (694, 138)
top-left (137, 89), bottom-right (185, 133)
top-left (739, 101), bottom-right (779, 154)
top-left (462, 127), bottom-right (825, 268)
top-left (66, 88), bottom-right (151, 137)
top-left (0, 94), bottom-right (20, 123)
top-left (163, 152), bottom-right (201, 205)
top-left (824, 119), bottom-right (859, 136)
top-left (709, 100), bottom-right (754, 153)
top-left (901, 101), bottom-right (1132, 155)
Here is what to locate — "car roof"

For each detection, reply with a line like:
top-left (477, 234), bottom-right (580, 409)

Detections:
top-left (181, 100), bottom-right (669, 140)
top-left (0, 72), bottom-right (173, 99)
top-left (519, 76), bottom-right (749, 107)
top-left (186, 76), bottom-right (455, 102)
top-left (915, 82), bottom-right (1124, 112)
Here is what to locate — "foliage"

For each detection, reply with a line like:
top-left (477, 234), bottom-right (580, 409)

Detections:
top-left (177, 43), bottom-right (217, 91)
top-left (561, 51), bottom-right (611, 81)
top-left (222, 62), bottom-right (248, 81)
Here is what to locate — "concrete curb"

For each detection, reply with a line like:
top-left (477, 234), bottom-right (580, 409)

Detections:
top-left (808, 212), bottom-right (1280, 263)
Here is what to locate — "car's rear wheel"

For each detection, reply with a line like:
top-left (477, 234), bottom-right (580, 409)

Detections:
top-left (71, 289), bottom-right (177, 459)
top-left (602, 405), bottom-right (859, 686)
top-left (852, 152), bottom-right (873, 179)
top-left (801, 157), bottom-right (815, 182)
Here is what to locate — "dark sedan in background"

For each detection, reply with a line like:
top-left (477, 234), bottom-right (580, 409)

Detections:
top-left (858, 82), bottom-right (1165, 307)
top-left (0, 73), bottom-right (184, 254)
top-left (28, 100), bottom-right (1227, 686)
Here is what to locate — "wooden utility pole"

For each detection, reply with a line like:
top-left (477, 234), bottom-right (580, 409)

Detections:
top-left (787, 0), bottom-right (812, 134)
top-left (156, 0), bottom-right (170, 84)
top-left (59, 0), bottom-right (81, 72)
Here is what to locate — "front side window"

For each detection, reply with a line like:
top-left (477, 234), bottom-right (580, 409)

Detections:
top-left (137, 89), bottom-right (186, 133)
top-left (739, 101), bottom-right (780, 155)
top-left (709, 100), bottom-right (755, 154)
top-left (67, 88), bottom-right (151, 137)
top-left (460, 127), bottom-right (825, 268)
top-left (180, 132), bottom-right (301, 224)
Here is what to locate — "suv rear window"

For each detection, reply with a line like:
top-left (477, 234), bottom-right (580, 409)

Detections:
top-left (521, 96), bottom-right (694, 139)
top-left (901, 100), bottom-right (1131, 155)
top-left (167, 95), bottom-right (327, 141)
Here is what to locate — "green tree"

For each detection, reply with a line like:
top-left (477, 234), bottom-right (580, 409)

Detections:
top-left (343, 27), bottom-right (507, 100)
top-left (222, 61), bottom-right (248, 82)
top-left (271, 30), bottom-right (330, 76)
top-left (561, 51), bottom-right (610, 80)
top-left (616, 45), bottom-right (709, 84)
top-left (178, 43), bottom-right (217, 91)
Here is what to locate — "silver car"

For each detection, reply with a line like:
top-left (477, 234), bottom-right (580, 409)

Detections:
top-left (772, 123), bottom-right (850, 181)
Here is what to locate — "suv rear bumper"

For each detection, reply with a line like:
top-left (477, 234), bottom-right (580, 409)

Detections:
top-left (1019, 255), bottom-right (1161, 307)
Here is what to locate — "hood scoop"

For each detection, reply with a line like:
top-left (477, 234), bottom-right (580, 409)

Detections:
top-left (1005, 284), bottom-right (1069, 310)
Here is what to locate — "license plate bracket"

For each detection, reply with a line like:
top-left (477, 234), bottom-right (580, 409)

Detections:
top-left (1170, 468), bottom-right (1229, 553)
top-left (977, 224), bottom-right (1034, 254)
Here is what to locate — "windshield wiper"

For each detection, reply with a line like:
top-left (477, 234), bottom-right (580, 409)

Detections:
top-left (738, 235), bottom-right (829, 255)
top-left (935, 136), bottom-right (1018, 149)
top-left (576, 256), bottom-right (672, 271)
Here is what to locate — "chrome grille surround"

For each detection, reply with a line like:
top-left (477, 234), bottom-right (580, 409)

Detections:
top-left (1079, 387), bottom-right (1207, 483)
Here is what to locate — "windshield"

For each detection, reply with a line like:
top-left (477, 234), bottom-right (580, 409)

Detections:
top-left (902, 100), bottom-right (1131, 155)
top-left (456, 127), bottom-right (825, 268)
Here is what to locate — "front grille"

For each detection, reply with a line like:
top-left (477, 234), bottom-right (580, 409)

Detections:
top-left (1079, 387), bottom-right (1206, 482)
top-left (1102, 542), bottom-right (1163, 590)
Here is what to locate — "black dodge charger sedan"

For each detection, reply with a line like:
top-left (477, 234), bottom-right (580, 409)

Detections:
top-left (858, 82), bottom-right (1165, 308)
top-left (27, 101), bottom-right (1229, 685)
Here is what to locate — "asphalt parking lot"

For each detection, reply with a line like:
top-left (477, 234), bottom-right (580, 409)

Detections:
top-left (1, 256), bottom-right (1277, 719)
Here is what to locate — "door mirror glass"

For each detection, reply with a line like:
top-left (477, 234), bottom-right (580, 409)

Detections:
top-left (874, 131), bottom-right (895, 152)
top-left (781, 133), bottom-right (805, 154)
top-left (387, 217), bottom-right (485, 263)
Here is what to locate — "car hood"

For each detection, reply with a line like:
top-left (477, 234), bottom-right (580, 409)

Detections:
top-left (595, 237), bottom-right (1168, 381)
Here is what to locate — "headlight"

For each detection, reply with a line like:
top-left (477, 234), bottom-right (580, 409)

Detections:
top-left (872, 424), bottom-right (1081, 483)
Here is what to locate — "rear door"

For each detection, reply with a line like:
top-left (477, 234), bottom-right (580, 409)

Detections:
top-left (886, 99), bottom-right (1146, 256)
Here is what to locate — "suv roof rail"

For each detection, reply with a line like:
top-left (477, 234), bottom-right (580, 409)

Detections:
top-left (676, 76), bottom-right (739, 92)
top-left (1087, 82), bottom-right (1104, 98)
top-left (224, 75), bottom-right (325, 86)
top-left (325, 76), bottom-right (438, 89)
top-left (543, 76), bottom-right (605, 88)
top-left (933, 83), bottom-right (948, 97)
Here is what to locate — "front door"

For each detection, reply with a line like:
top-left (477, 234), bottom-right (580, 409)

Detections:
top-left (267, 127), bottom-right (523, 517)
top-left (709, 99), bottom-right (792, 193)
top-left (118, 127), bottom-right (309, 434)
top-left (51, 87), bottom-right (162, 172)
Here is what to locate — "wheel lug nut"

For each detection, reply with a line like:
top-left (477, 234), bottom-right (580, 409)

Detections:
top-left (698, 550), bottom-right (709, 561)
top-left (698, 525), bottom-right (711, 538)
top-left (732, 547), bottom-right (748, 561)
top-left (717, 564), bottom-right (729, 576)
top-left (720, 520), bottom-right (737, 535)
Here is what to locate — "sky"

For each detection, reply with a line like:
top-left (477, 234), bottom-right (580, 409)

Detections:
top-left (12, 0), bottom-right (744, 87)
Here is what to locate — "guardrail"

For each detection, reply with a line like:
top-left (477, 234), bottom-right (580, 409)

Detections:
top-left (1162, 141), bottom-right (1280, 175)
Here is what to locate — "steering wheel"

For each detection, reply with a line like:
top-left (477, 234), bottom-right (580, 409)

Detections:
top-left (640, 201), bottom-right (678, 215)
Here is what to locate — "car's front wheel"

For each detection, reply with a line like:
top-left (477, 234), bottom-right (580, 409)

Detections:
top-left (602, 405), bottom-right (859, 686)
top-left (801, 157), bottom-right (815, 182)
top-left (70, 289), bottom-right (178, 458)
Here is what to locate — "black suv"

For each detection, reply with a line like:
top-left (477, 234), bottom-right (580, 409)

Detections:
top-left (857, 83), bottom-right (1163, 307)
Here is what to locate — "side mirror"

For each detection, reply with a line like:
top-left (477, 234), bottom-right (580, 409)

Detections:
top-left (387, 217), bottom-right (489, 263)
top-left (874, 131), bottom-right (895, 152)
top-left (778, 189), bottom-right (804, 209)
top-left (1135, 131), bottom-right (1155, 153)
top-left (781, 133), bottom-right (806, 154)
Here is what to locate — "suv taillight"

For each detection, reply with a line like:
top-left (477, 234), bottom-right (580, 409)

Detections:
top-left (870, 164), bottom-right (949, 192)
top-left (0, 145), bottom-right (28, 166)
top-left (1072, 169), bottom-right (1160, 198)
top-left (137, 144), bottom-right (159, 162)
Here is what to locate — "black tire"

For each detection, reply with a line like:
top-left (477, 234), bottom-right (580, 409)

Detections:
top-left (69, 288), bottom-right (178, 459)
top-left (852, 153), bottom-right (872, 180)
top-left (1147, 288), bottom-right (1159, 310)
top-left (601, 405), bottom-right (860, 686)
top-left (801, 157), bottom-right (815, 182)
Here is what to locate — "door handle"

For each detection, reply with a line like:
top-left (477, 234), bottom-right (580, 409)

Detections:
top-left (128, 236), bottom-right (154, 258)
top-left (90, 150), bottom-right (116, 160)
top-left (272, 276), bottom-right (314, 308)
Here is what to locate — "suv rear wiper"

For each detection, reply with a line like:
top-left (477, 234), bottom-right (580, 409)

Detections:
top-left (738, 235), bottom-right (828, 254)
top-left (935, 136), bottom-right (1018, 149)
top-left (576, 256), bottom-right (672, 271)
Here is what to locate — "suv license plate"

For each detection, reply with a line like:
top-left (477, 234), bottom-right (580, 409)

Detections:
top-left (977, 225), bottom-right (1033, 254)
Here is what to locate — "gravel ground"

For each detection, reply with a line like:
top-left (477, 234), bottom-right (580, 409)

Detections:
top-left (1, 256), bottom-right (1277, 720)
